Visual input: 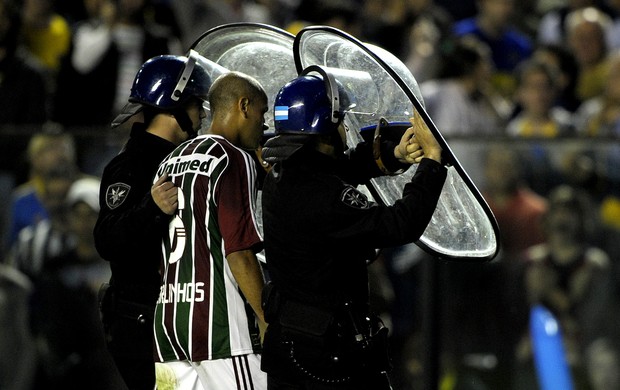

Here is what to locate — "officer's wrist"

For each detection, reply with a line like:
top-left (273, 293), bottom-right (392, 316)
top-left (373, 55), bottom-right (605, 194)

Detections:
top-left (424, 148), bottom-right (442, 164)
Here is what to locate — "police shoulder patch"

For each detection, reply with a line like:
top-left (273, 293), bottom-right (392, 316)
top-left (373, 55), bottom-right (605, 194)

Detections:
top-left (340, 186), bottom-right (370, 209)
top-left (105, 182), bottom-right (131, 210)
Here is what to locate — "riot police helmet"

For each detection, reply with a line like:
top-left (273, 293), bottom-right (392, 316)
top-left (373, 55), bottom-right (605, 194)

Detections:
top-left (130, 50), bottom-right (210, 109)
top-left (112, 50), bottom-right (211, 132)
top-left (273, 65), bottom-right (354, 135)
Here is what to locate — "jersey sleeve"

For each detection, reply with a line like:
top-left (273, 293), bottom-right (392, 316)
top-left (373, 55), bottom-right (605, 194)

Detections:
top-left (215, 148), bottom-right (263, 255)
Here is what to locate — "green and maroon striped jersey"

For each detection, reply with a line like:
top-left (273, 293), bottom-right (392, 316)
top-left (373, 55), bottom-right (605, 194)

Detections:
top-left (153, 134), bottom-right (262, 362)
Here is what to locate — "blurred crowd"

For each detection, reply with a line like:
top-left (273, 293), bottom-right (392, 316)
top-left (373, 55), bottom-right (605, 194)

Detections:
top-left (0, 0), bottom-right (620, 389)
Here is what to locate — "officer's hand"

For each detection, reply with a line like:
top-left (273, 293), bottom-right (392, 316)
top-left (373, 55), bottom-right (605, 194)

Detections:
top-left (408, 112), bottom-right (442, 164)
top-left (394, 126), bottom-right (420, 164)
top-left (152, 173), bottom-right (178, 215)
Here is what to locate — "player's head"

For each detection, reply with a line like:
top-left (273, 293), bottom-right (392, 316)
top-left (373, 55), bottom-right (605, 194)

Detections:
top-left (112, 50), bottom-right (212, 137)
top-left (207, 71), bottom-right (269, 150)
top-left (273, 65), bottom-right (353, 136)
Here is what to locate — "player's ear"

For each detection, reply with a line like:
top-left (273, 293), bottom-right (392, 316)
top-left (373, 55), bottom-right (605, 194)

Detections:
top-left (239, 97), bottom-right (249, 118)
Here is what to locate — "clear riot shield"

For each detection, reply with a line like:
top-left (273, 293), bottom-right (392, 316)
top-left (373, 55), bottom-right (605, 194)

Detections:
top-left (190, 23), bottom-right (298, 261)
top-left (190, 23), bottom-right (297, 133)
top-left (294, 26), bottom-right (500, 261)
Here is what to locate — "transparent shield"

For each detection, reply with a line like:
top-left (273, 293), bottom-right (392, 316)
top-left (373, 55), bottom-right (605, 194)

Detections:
top-left (191, 23), bottom-right (297, 134)
top-left (190, 52), bottom-right (229, 131)
top-left (190, 23), bottom-right (298, 262)
top-left (294, 26), bottom-right (499, 260)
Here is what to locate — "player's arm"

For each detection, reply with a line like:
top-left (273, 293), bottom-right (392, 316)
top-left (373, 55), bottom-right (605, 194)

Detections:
top-left (217, 147), bottom-right (267, 338)
top-left (227, 250), bottom-right (267, 339)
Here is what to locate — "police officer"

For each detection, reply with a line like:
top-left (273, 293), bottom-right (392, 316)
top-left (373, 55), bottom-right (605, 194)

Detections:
top-left (260, 67), bottom-right (448, 389)
top-left (94, 50), bottom-right (211, 390)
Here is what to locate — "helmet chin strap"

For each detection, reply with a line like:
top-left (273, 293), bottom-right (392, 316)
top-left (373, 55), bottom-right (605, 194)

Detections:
top-left (330, 130), bottom-right (347, 158)
top-left (172, 109), bottom-right (198, 139)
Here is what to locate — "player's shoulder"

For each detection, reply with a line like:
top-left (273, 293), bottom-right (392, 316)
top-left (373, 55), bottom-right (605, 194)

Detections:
top-left (188, 134), bottom-right (233, 156)
top-left (211, 135), bottom-right (247, 154)
top-left (178, 135), bottom-right (257, 176)
top-left (209, 135), bottom-right (255, 167)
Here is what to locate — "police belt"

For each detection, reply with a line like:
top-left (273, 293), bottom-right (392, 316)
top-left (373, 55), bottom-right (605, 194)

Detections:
top-left (262, 282), bottom-right (392, 381)
top-left (262, 282), bottom-right (369, 343)
top-left (116, 298), bottom-right (155, 325)
top-left (99, 282), bottom-right (154, 325)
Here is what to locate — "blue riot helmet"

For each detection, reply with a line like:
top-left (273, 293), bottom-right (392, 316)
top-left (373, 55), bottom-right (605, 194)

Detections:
top-left (273, 65), bottom-right (355, 135)
top-left (263, 65), bottom-right (356, 164)
top-left (130, 50), bottom-right (210, 108)
top-left (112, 50), bottom-right (212, 136)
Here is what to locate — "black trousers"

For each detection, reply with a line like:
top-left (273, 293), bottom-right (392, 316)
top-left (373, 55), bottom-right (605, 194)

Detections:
top-left (103, 315), bottom-right (155, 390)
top-left (99, 283), bottom-right (156, 390)
top-left (110, 354), bottom-right (154, 390)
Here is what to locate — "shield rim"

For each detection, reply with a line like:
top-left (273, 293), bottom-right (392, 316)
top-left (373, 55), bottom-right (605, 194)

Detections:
top-left (293, 25), bottom-right (501, 262)
top-left (190, 22), bottom-right (295, 52)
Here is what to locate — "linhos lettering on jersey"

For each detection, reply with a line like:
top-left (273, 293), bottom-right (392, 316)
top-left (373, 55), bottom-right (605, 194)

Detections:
top-left (157, 282), bottom-right (205, 304)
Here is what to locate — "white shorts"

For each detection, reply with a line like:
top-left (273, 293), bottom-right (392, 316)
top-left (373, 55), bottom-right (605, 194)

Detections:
top-left (155, 354), bottom-right (266, 390)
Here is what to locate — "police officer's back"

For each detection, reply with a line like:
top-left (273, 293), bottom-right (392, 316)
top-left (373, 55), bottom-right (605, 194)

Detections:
top-left (260, 68), bottom-right (447, 389)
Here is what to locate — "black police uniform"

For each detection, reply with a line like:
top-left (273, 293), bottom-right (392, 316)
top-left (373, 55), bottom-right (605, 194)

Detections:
top-left (261, 143), bottom-right (447, 389)
top-left (94, 124), bottom-right (175, 390)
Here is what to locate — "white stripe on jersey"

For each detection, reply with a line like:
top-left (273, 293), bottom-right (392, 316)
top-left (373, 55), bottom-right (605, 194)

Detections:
top-left (241, 147), bottom-right (262, 241)
top-left (187, 169), bottom-right (196, 361)
top-left (203, 170), bottom-right (215, 361)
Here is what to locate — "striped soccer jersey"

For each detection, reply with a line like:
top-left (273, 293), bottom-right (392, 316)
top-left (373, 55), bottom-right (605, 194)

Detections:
top-left (153, 134), bottom-right (262, 362)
